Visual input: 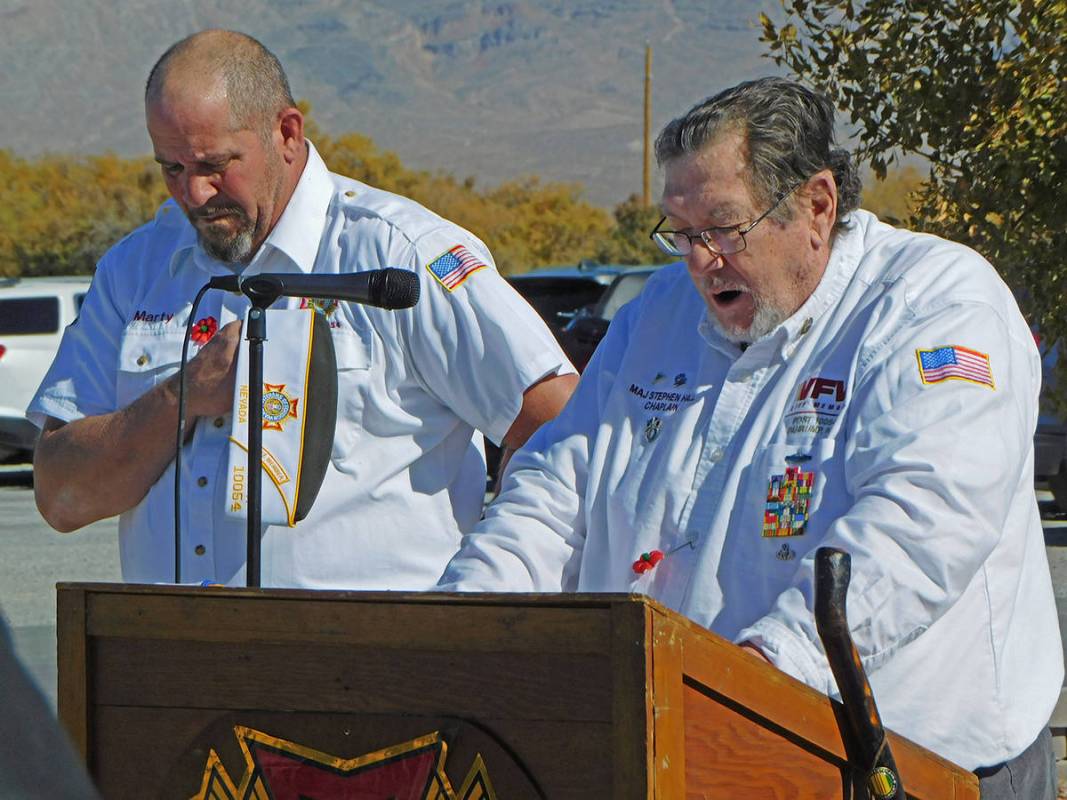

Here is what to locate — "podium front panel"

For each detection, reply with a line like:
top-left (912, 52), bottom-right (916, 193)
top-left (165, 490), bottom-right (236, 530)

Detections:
top-left (57, 584), bottom-right (978, 799)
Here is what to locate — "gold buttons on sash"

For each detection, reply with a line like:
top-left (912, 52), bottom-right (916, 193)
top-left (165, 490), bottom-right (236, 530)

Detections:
top-left (213, 417), bottom-right (225, 428)
top-left (136, 354), bottom-right (149, 366)
top-left (197, 476), bottom-right (208, 487)
top-left (799, 317), bottom-right (813, 335)
top-left (194, 545), bottom-right (206, 556)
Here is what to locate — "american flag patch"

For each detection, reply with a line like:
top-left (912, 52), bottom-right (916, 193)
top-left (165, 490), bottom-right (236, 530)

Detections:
top-left (916, 345), bottom-right (995, 389)
top-left (425, 245), bottom-right (488, 291)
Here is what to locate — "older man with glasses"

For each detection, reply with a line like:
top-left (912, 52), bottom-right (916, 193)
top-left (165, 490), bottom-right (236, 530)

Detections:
top-left (439, 77), bottom-right (1062, 798)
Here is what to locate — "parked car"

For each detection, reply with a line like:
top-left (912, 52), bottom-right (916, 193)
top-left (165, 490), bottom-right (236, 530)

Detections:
top-left (505, 261), bottom-right (635, 338)
top-left (560, 266), bottom-right (662, 371)
top-left (1034, 339), bottom-right (1067, 513)
top-left (0, 276), bottom-right (91, 462)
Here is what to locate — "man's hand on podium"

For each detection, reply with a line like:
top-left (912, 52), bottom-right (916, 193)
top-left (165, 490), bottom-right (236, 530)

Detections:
top-left (739, 641), bottom-right (771, 664)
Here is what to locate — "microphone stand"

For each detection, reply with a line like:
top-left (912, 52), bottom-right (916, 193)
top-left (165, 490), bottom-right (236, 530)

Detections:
top-left (241, 282), bottom-right (288, 588)
top-left (244, 304), bottom-right (267, 588)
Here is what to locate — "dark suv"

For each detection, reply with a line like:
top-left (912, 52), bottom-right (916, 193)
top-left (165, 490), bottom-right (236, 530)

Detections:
top-left (506, 262), bottom-right (662, 370)
top-left (560, 267), bottom-right (661, 371)
top-left (506, 262), bottom-right (635, 337)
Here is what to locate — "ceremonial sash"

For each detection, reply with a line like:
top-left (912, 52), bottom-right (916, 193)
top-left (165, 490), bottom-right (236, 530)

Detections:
top-left (225, 309), bottom-right (337, 526)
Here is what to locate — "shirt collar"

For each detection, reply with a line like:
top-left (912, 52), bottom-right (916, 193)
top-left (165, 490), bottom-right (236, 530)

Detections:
top-left (254, 139), bottom-right (332, 275)
top-left (168, 139), bottom-right (333, 278)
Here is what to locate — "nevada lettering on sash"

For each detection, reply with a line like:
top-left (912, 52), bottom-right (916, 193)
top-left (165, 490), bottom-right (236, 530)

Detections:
top-left (426, 245), bottom-right (487, 291)
top-left (916, 345), bottom-right (995, 389)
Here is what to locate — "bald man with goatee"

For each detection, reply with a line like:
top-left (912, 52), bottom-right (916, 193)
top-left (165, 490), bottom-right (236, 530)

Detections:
top-left (30, 30), bottom-right (578, 589)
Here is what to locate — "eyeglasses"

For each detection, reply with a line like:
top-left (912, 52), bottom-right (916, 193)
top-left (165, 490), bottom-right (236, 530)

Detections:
top-left (649, 185), bottom-right (799, 257)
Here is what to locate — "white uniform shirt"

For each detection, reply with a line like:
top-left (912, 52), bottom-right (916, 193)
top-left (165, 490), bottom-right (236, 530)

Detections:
top-left (439, 210), bottom-right (1063, 769)
top-left (30, 142), bottom-right (573, 590)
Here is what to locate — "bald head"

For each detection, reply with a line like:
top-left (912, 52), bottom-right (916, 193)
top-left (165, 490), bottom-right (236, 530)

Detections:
top-left (145, 30), bottom-right (295, 135)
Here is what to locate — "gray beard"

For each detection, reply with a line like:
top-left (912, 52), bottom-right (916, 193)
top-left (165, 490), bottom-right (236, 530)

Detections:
top-left (711, 297), bottom-right (789, 344)
top-left (197, 226), bottom-right (254, 264)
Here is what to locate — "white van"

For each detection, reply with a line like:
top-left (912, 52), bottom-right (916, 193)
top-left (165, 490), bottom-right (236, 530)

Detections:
top-left (0, 276), bottom-right (92, 462)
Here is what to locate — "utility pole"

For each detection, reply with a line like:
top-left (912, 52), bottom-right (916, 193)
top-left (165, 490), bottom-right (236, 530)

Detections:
top-left (643, 43), bottom-right (652, 207)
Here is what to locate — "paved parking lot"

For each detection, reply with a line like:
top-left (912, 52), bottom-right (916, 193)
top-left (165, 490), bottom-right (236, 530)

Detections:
top-left (0, 466), bottom-right (119, 707)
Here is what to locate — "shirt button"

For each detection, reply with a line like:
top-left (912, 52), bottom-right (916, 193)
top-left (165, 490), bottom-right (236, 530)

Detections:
top-left (194, 545), bottom-right (206, 556)
top-left (709, 447), bottom-right (724, 462)
top-left (197, 476), bottom-right (208, 487)
top-left (213, 417), bottom-right (225, 428)
top-left (136, 354), bottom-right (149, 366)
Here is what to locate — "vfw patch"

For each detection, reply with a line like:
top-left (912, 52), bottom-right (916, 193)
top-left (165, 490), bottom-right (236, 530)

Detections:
top-left (299, 297), bottom-right (339, 318)
top-left (762, 466), bottom-right (815, 537)
top-left (785, 375), bottom-right (847, 436)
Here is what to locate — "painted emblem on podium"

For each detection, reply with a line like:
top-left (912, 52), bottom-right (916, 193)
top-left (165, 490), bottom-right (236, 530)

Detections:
top-left (193, 727), bottom-right (497, 800)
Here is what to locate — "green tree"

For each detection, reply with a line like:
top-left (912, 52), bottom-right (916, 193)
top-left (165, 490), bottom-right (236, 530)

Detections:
top-left (760, 0), bottom-right (1067, 403)
top-left (0, 150), bottom-right (166, 277)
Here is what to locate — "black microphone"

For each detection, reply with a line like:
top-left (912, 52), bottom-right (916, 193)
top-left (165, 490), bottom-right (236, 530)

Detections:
top-left (209, 268), bottom-right (420, 310)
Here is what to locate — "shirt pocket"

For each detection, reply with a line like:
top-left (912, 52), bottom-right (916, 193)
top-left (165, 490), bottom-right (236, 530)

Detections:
top-left (116, 330), bottom-right (186, 408)
top-left (330, 324), bottom-right (374, 463)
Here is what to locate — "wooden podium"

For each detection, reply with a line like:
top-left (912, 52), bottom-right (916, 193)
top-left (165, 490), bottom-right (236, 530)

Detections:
top-left (57, 584), bottom-right (978, 799)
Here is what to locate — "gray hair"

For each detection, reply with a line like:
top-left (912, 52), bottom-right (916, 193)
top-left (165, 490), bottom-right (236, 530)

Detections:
top-left (655, 77), bottom-right (862, 229)
top-left (145, 30), bottom-right (296, 135)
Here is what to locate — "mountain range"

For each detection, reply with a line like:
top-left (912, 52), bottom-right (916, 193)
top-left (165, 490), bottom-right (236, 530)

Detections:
top-left (0, 0), bottom-right (780, 206)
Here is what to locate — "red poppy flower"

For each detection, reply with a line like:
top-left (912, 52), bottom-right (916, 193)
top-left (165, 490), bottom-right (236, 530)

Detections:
top-left (191, 316), bottom-right (218, 345)
top-left (631, 549), bottom-right (665, 575)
